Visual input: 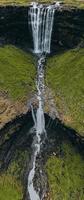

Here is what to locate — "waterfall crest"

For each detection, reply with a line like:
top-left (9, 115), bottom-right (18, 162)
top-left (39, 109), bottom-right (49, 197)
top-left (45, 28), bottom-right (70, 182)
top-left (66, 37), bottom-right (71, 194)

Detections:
top-left (28, 2), bottom-right (60, 54)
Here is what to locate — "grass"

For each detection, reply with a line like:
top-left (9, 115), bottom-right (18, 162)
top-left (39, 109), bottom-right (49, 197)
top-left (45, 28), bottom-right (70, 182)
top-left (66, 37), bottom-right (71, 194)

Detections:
top-left (46, 142), bottom-right (84, 200)
top-left (0, 45), bottom-right (36, 100)
top-left (0, 149), bottom-right (28, 200)
top-left (46, 48), bottom-right (84, 135)
top-left (0, 0), bottom-right (84, 8)
top-left (0, 0), bottom-right (31, 6)
top-left (0, 174), bottom-right (22, 200)
top-left (63, 0), bottom-right (84, 8)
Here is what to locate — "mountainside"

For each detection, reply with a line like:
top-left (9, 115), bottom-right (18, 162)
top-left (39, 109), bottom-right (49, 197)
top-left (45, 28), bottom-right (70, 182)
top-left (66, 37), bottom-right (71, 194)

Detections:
top-left (0, 45), bottom-right (36, 128)
top-left (46, 48), bottom-right (84, 136)
top-left (0, 2), bottom-right (84, 200)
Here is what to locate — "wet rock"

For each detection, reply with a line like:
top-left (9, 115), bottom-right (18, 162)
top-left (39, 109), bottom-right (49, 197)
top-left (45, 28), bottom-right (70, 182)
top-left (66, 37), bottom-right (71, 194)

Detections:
top-left (44, 87), bottom-right (59, 119)
top-left (0, 6), bottom-right (83, 53)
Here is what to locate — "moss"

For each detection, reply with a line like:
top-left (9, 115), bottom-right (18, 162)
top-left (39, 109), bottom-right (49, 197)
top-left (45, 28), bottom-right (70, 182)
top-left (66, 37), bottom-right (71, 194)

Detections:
top-left (8, 149), bottom-right (28, 179)
top-left (46, 48), bottom-right (84, 135)
top-left (0, 0), bottom-right (31, 6)
top-left (46, 142), bottom-right (84, 200)
top-left (0, 45), bottom-right (36, 100)
top-left (63, 0), bottom-right (84, 9)
top-left (0, 0), bottom-right (84, 8)
top-left (0, 174), bottom-right (22, 200)
top-left (0, 149), bottom-right (28, 200)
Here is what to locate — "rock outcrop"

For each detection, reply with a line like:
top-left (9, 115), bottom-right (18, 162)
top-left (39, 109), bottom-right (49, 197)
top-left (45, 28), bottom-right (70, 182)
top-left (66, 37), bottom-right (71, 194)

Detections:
top-left (0, 6), bottom-right (84, 52)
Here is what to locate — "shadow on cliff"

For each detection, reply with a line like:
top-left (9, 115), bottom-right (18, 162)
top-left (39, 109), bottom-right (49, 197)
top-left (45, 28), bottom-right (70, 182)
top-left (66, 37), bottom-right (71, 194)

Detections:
top-left (0, 6), bottom-right (84, 53)
top-left (0, 111), bottom-right (84, 200)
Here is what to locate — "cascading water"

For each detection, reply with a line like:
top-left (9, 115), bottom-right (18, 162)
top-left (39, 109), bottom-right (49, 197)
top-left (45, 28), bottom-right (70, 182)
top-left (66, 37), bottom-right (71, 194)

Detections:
top-left (28, 56), bottom-right (46, 200)
top-left (28, 2), bottom-right (60, 54)
top-left (28, 2), bottom-right (60, 200)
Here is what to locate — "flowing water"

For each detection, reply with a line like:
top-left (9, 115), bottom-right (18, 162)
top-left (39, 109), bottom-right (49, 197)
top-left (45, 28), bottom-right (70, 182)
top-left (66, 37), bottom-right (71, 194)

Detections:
top-left (28, 2), bottom-right (60, 54)
top-left (28, 55), bottom-right (46, 200)
top-left (28, 2), bottom-right (60, 199)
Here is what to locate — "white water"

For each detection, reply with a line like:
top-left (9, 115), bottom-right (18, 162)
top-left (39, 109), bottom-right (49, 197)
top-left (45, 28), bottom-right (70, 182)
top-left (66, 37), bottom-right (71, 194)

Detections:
top-left (29, 2), bottom-right (60, 54)
top-left (28, 2), bottom-right (60, 199)
top-left (28, 56), bottom-right (45, 200)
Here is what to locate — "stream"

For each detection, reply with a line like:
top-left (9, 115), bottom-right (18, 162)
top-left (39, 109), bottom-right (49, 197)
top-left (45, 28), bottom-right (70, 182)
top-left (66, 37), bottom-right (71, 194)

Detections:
top-left (28, 55), bottom-right (46, 200)
top-left (0, 1), bottom-right (84, 200)
top-left (28, 2), bottom-right (60, 200)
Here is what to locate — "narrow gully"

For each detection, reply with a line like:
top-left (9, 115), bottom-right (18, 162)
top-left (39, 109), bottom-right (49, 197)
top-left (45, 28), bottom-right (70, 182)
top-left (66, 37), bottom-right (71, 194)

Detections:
top-left (28, 55), bottom-right (46, 200)
top-left (27, 2), bottom-right (60, 200)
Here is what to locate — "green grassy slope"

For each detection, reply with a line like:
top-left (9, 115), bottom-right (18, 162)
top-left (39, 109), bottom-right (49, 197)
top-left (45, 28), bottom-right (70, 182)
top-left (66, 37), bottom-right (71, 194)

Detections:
top-left (64, 0), bottom-right (84, 8)
top-left (0, 0), bottom-right (30, 6)
top-left (0, 45), bottom-right (36, 100)
top-left (0, 0), bottom-right (84, 8)
top-left (46, 48), bottom-right (84, 135)
top-left (46, 142), bottom-right (84, 200)
top-left (0, 174), bottom-right (22, 200)
top-left (0, 149), bottom-right (28, 200)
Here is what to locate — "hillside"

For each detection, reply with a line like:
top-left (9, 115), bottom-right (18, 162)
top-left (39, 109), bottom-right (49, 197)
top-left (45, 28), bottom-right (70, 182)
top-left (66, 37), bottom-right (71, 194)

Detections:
top-left (0, 45), bottom-right (36, 128)
top-left (46, 48), bottom-right (84, 136)
top-left (46, 141), bottom-right (84, 200)
top-left (0, 1), bottom-right (84, 200)
top-left (0, 45), bottom-right (35, 100)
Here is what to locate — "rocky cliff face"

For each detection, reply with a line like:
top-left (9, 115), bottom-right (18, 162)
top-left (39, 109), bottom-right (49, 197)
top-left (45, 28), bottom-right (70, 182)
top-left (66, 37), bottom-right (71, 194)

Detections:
top-left (0, 6), bottom-right (33, 50)
top-left (0, 6), bottom-right (84, 52)
top-left (0, 109), bottom-right (83, 200)
top-left (0, 5), bottom-right (84, 135)
top-left (52, 7), bottom-right (84, 52)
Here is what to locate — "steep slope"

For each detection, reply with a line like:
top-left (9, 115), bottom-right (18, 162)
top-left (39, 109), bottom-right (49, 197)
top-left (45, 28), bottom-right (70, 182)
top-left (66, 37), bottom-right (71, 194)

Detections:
top-left (46, 141), bottom-right (84, 200)
top-left (0, 45), bottom-right (35, 99)
top-left (0, 45), bottom-right (36, 128)
top-left (46, 48), bottom-right (84, 136)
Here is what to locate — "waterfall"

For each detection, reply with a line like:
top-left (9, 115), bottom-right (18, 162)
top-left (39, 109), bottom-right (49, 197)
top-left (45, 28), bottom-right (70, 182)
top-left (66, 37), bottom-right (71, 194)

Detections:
top-left (28, 56), bottom-right (46, 200)
top-left (28, 2), bottom-right (60, 54)
top-left (28, 2), bottom-right (60, 199)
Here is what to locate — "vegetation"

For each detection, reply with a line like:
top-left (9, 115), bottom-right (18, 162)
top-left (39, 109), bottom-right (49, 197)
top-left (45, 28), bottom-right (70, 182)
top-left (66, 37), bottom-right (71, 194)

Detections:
top-left (0, 149), bottom-right (28, 200)
top-left (0, 45), bottom-right (36, 100)
top-left (0, 174), bottom-right (22, 200)
top-left (46, 142), bottom-right (84, 200)
top-left (0, 0), bottom-right (29, 6)
top-left (46, 48), bottom-right (84, 135)
top-left (0, 0), bottom-right (84, 8)
top-left (63, 0), bottom-right (84, 8)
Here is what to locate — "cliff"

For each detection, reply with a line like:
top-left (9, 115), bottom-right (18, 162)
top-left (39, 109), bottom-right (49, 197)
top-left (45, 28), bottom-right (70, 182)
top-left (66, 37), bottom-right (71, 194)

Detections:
top-left (0, 3), bottom-right (84, 200)
top-left (0, 5), bottom-right (84, 52)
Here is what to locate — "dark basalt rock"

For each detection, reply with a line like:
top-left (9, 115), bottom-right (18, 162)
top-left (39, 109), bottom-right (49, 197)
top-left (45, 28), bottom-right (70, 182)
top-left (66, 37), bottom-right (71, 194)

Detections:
top-left (45, 114), bottom-right (84, 153)
top-left (0, 6), bottom-right (84, 53)
top-left (0, 110), bottom-right (84, 200)
top-left (0, 111), bottom-right (34, 146)
top-left (52, 8), bottom-right (84, 52)
top-left (0, 6), bottom-right (33, 51)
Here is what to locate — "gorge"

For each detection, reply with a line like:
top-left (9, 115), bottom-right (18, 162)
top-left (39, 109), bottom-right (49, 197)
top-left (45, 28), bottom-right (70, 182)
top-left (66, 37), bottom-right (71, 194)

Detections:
top-left (28, 55), bottom-right (46, 200)
top-left (28, 3), bottom-right (60, 199)
top-left (0, 1), bottom-right (84, 200)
